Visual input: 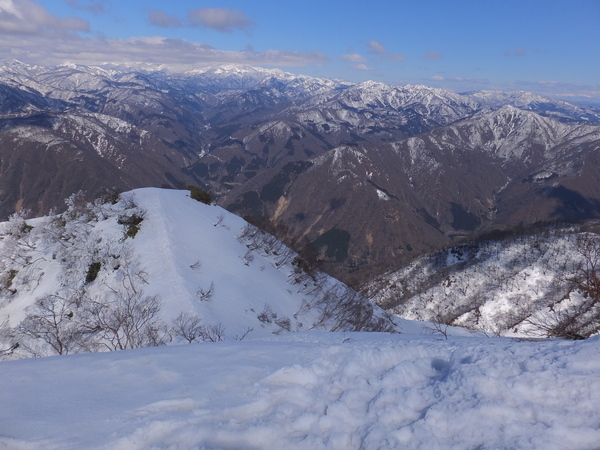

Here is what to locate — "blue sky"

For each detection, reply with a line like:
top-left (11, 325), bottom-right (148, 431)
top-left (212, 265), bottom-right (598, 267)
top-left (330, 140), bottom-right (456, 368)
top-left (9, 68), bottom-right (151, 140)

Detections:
top-left (0, 0), bottom-right (598, 100)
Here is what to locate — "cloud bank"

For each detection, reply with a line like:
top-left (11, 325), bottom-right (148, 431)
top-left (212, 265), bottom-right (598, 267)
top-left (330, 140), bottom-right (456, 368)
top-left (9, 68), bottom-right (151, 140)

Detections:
top-left (0, 1), bottom-right (325, 68)
top-left (0, 0), bottom-right (89, 35)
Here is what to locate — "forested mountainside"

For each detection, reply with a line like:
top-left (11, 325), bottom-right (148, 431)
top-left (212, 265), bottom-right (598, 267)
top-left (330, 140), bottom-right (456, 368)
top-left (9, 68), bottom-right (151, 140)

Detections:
top-left (363, 221), bottom-right (600, 339)
top-left (2, 59), bottom-right (600, 283)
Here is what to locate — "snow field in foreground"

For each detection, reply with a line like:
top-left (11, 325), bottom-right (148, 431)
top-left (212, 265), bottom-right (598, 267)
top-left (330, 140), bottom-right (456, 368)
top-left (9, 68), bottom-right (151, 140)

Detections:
top-left (1, 332), bottom-right (600, 449)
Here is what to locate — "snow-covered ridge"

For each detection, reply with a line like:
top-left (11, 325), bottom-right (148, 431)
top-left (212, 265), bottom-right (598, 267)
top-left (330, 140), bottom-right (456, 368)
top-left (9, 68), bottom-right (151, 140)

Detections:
top-left (0, 188), bottom-right (398, 359)
top-left (429, 105), bottom-right (600, 162)
top-left (364, 225), bottom-right (600, 338)
top-left (2, 59), bottom-right (598, 119)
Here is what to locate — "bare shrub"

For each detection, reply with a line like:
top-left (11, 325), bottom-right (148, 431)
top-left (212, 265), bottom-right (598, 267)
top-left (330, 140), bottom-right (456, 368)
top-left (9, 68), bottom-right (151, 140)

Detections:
top-left (120, 193), bottom-right (138, 210)
top-left (172, 312), bottom-right (204, 343)
top-left (196, 282), bottom-right (215, 301)
top-left (172, 313), bottom-right (226, 343)
top-left (200, 323), bottom-right (226, 342)
top-left (234, 327), bottom-right (254, 341)
top-left (85, 291), bottom-right (168, 351)
top-left (238, 223), bottom-right (296, 268)
top-left (213, 214), bottom-right (225, 227)
top-left (17, 294), bottom-right (93, 356)
top-left (275, 317), bottom-right (291, 332)
top-left (257, 304), bottom-right (277, 323)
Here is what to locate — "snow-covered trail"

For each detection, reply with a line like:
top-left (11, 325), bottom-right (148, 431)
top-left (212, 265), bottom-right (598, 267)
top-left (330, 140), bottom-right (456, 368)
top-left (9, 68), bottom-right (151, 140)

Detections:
top-left (124, 188), bottom-right (330, 335)
top-left (132, 188), bottom-right (195, 316)
top-left (1, 332), bottom-right (599, 449)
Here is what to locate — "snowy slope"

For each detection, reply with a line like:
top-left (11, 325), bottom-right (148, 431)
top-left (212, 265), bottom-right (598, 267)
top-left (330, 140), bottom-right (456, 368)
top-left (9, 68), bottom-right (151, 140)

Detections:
top-left (0, 188), bottom-right (397, 358)
top-left (1, 331), bottom-right (599, 449)
top-left (364, 225), bottom-right (600, 338)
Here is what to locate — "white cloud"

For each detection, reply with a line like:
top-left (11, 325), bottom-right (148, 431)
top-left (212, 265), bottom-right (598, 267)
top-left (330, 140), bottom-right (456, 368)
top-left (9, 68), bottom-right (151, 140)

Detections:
top-left (0, 0), bottom-right (89, 35)
top-left (148, 9), bottom-right (182, 28)
top-left (0, 33), bottom-right (329, 67)
top-left (352, 63), bottom-right (374, 71)
top-left (367, 40), bottom-right (386, 55)
top-left (188, 8), bottom-right (254, 33)
top-left (430, 75), bottom-right (444, 81)
top-left (342, 53), bottom-right (367, 63)
top-left (0, 1), bottom-right (327, 68)
top-left (425, 51), bottom-right (442, 60)
top-left (64, 0), bottom-right (106, 14)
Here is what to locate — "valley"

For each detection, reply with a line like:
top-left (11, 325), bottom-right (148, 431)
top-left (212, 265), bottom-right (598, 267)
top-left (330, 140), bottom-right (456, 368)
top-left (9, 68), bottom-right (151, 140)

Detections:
top-left (1, 1), bottom-right (598, 447)
top-left (1, 60), bottom-right (600, 288)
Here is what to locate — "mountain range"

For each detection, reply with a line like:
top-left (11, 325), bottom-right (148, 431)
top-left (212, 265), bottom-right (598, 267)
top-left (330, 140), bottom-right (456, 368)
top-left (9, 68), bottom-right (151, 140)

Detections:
top-left (1, 59), bottom-right (600, 284)
top-left (2, 60), bottom-right (600, 448)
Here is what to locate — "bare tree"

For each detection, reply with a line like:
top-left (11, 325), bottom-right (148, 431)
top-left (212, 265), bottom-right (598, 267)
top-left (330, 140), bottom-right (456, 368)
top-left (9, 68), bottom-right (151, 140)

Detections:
top-left (573, 233), bottom-right (600, 303)
top-left (0, 318), bottom-right (18, 359)
top-left (525, 233), bottom-right (600, 339)
top-left (172, 312), bottom-right (204, 343)
top-left (17, 294), bottom-right (92, 356)
top-left (85, 291), bottom-right (168, 351)
top-left (200, 323), bottom-right (226, 342)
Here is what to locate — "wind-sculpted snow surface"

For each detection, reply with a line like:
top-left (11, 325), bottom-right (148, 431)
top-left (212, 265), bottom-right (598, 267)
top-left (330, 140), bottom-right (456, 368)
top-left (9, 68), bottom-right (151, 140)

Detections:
top-left (1, 332), bottom-right (599, 449)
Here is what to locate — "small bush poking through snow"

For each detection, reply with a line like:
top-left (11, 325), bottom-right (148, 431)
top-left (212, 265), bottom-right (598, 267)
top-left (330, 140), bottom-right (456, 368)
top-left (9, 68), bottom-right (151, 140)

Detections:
top-left (85, 262), bottom-right (102, 284)
top-left (171, 312), bottom-right (226, 343)
top-left (188, 185), bottom-right (213, 205)
top-left (117, 212), bottom-right (144, 239)
top-left (96, 187), bottom-right (122, 205)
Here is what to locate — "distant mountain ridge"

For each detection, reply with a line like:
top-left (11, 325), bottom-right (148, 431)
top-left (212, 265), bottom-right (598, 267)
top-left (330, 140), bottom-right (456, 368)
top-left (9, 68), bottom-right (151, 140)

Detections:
top-left (224, 103), bottom-right (600, 282)
top-left (1, 59), bottom-right (600, 283)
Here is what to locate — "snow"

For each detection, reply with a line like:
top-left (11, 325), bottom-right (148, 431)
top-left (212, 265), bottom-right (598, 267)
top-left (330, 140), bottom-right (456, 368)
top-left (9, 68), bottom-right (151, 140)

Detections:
top-left (1, 332), bottom-right (599, 449)
top-left (0, 188), bottom-right (398, 359)
top-left (2, 191), bottom-right (596, 448)
top-left (364, 229), bottom-right (600, 338)
top-left (376, 189), bottom-right (390, 201)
